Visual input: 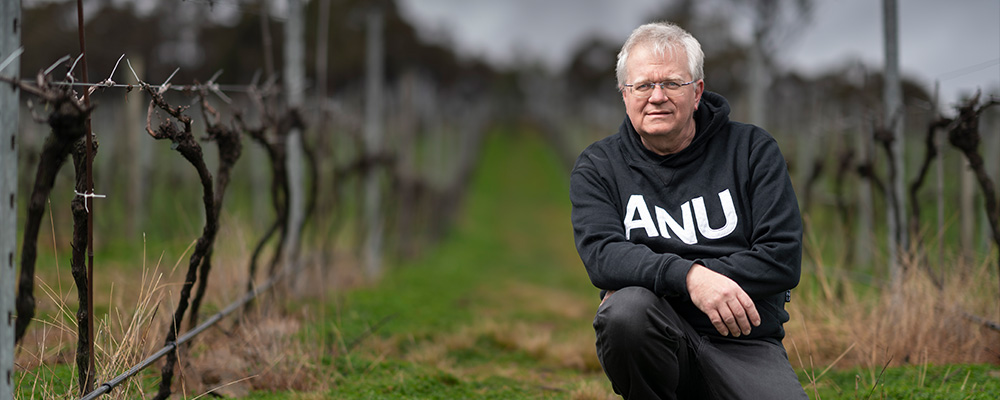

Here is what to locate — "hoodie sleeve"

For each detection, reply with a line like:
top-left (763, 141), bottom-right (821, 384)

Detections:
top-left (695, 132), bottom-right (802, 298)
top-left (570, 149), bottom-right (696, 298)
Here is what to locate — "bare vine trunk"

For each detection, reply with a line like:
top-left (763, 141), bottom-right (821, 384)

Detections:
top-left (945, 94), bottom-right (1000, 292)
top-left (70, 136), bottom-right (97, 391)
top-left (143, 88), bottom-right (219, 400)
top-left (188, 94), bottom-right (243, 329)
top-left (14, 94), bottom-right (89, 344)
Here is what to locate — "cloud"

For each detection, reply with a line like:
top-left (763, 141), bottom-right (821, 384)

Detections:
top-left (397, 0), bottom-right (664, 70)
top-left (399, 0), bottom-right (999, 105)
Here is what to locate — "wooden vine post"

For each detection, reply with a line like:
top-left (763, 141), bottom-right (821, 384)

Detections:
top-left (73, 0), bottom-right (97, 392)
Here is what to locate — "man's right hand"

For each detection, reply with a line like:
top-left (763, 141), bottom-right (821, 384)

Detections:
top-left (600, 290), bottom-right (615, 306)
top-left (686, 264), bottom-right (760, 337)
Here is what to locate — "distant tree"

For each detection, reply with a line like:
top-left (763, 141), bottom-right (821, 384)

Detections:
top-left (729, 0), bottom-right (813, 127)
top-left (20, 0), bottom-right (497, 94)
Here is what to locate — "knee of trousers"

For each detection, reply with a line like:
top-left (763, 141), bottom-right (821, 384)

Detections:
top-left (594, 286), bottom-right (685, 347)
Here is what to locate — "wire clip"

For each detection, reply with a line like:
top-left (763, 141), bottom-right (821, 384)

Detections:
top-left (74, 189), bottom-right (106, 213)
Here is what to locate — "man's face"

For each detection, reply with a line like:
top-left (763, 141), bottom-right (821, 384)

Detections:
top-left (622, 44), bottom-right (704, 150)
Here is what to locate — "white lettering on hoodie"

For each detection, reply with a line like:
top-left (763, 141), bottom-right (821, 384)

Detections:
top-left (623, 189), bottom-right (738, 244)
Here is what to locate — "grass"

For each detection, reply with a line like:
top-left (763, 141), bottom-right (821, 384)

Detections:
top-left (806, 364), bottom-right (1000, 399)
top-left (13, 127), bottom-right (1000, 399)
top-left (286, 128), bottom-right (610, 399)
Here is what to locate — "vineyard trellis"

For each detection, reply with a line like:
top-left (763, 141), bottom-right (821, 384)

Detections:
top-left (6, 1), bottom-right (997, 399)
top-left (816, 89), bottom-right (1000, 331)
top-left (4, 61), bottom-right (488, 399)
top-left (5, 36), bottom-right (495, 400)
top-left (5, 1), bottom-right (493, 395)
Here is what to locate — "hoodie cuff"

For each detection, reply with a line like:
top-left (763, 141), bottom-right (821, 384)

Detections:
top-left (656, 258), bottom-right (694, 297)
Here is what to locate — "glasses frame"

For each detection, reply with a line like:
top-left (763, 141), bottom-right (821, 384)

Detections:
top-left (623, 79), bottom-right (697, 98)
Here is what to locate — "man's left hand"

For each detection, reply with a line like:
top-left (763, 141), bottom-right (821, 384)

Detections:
top-left (686, 264), bottom-right (761, 337)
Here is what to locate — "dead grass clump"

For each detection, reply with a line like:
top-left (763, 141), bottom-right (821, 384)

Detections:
top-left (13, 218), bottom-right (362, 399)
top-left (494, 322), bottom-right (554, 359)
top-left (503, 283), bottom-right (592, 320)
top-left (787, 252), bottom-right (1000, 376)
top-left (568, 379), bottom-right (616, 400)
top-left (470, 320), bottom-right (601, 372)
top-left (404, 341), bottom-right (452, 370)
top-left (14, 250), bottom-right (171, 399)
top-left (546, 331), bottom-right (603, 372)
top-left (179, 312), bottom-right (322, 397)
top-left (395, 316), bottom-right (602, 380)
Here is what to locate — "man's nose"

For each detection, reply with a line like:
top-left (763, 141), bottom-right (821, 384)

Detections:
top-left (648, 86), bottom-right (669, 102)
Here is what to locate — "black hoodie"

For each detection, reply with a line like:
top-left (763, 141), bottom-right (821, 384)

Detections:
top-left (570, 91), bottom-right (802, 341)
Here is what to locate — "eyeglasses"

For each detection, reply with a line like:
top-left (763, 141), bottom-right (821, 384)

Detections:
top-left (623, 80), bottom-right (696, 98)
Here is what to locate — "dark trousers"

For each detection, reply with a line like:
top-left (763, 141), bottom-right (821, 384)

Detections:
top-left (594, 286), bottom-right (808, 400)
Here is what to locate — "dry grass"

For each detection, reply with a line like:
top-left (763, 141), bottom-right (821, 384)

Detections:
top-left (12, 215), bottom-right (360, 399)
top-left (15, 207), bottom-right (998, 399)
top-left (787, 247), bottom-right (1000, 387)
top-left (17, 240), bottom-right (999, 399)
top-left (398, 317), bottom-right (602, 376)
top-left (567, 380), bottom-right (617, 400)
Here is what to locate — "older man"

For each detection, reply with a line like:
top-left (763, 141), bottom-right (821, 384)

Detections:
top-left (570, 22), bottom-right (807, 399)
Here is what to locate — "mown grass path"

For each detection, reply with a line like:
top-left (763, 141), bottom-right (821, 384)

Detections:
top-left (283, 130), bottom-right (611, 399)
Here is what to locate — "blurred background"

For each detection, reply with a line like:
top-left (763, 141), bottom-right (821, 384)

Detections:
top-left (14, 0), bottom-right (1000, 268)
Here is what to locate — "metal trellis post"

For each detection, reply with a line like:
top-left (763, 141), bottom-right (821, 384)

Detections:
top-left (363, 8), bottom-right (384, 279)
top-left (883, 0), bottom-right (906, 282)
top-left (283, 0), bottom-right (306, 280)
top-left (1, 0), bottom-right (22, 398)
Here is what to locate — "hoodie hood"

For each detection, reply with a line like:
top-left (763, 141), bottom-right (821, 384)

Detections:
top-left (620, 90), bottom-right (732, 168)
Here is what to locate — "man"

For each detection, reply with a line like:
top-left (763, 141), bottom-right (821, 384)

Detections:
top-left (570, 22), bottom-right (807, 399)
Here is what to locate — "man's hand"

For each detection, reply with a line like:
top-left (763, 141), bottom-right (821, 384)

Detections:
top-left (686, 264), bottom-right (760, 337)
top-left (600, 290), bottom-right (616, 306)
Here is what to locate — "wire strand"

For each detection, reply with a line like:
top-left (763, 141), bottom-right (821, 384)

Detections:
top-left (24, 80), bottom-right (257, 93)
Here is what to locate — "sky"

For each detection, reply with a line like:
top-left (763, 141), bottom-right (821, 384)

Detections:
top-left (396, 0), bottom-right (1000, 108)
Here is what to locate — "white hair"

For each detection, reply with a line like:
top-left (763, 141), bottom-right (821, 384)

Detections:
top-left (615, 22), bottom-right (705, 89)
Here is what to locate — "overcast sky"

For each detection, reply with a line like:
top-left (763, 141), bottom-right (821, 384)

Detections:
top-left (396, 0), bottom-right (1000, 108)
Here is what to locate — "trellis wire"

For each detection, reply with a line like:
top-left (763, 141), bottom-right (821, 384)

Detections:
top-left (18, 79), bottom-right (255, 96)
top-left (78, 261), bottom-right (299, 400)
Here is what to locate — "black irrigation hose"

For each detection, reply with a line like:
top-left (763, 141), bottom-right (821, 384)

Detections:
top-left (78, 264), bottom-right (293, 400)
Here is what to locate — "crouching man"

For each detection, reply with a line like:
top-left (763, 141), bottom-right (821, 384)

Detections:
top-left (570, 21), bottom-right (807, 399)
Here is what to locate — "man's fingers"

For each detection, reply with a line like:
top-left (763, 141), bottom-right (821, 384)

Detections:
top-left (738, 292), bottom-right (761, 327)
top-left (687, 265), bottom-right (762, 337)
top-left (727, 298), bottom-right (751, 336)
top-left (714, 307), bottom-right (735, 337)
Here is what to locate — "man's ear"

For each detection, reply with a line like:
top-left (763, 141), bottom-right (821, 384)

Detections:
top-left (694, 80), bottom-right (705, 109)
top-left (621, 87), bottom-right (627, 104)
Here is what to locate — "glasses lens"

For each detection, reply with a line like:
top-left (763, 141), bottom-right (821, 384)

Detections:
top-left (632, 81), bottom-right (690, 98)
